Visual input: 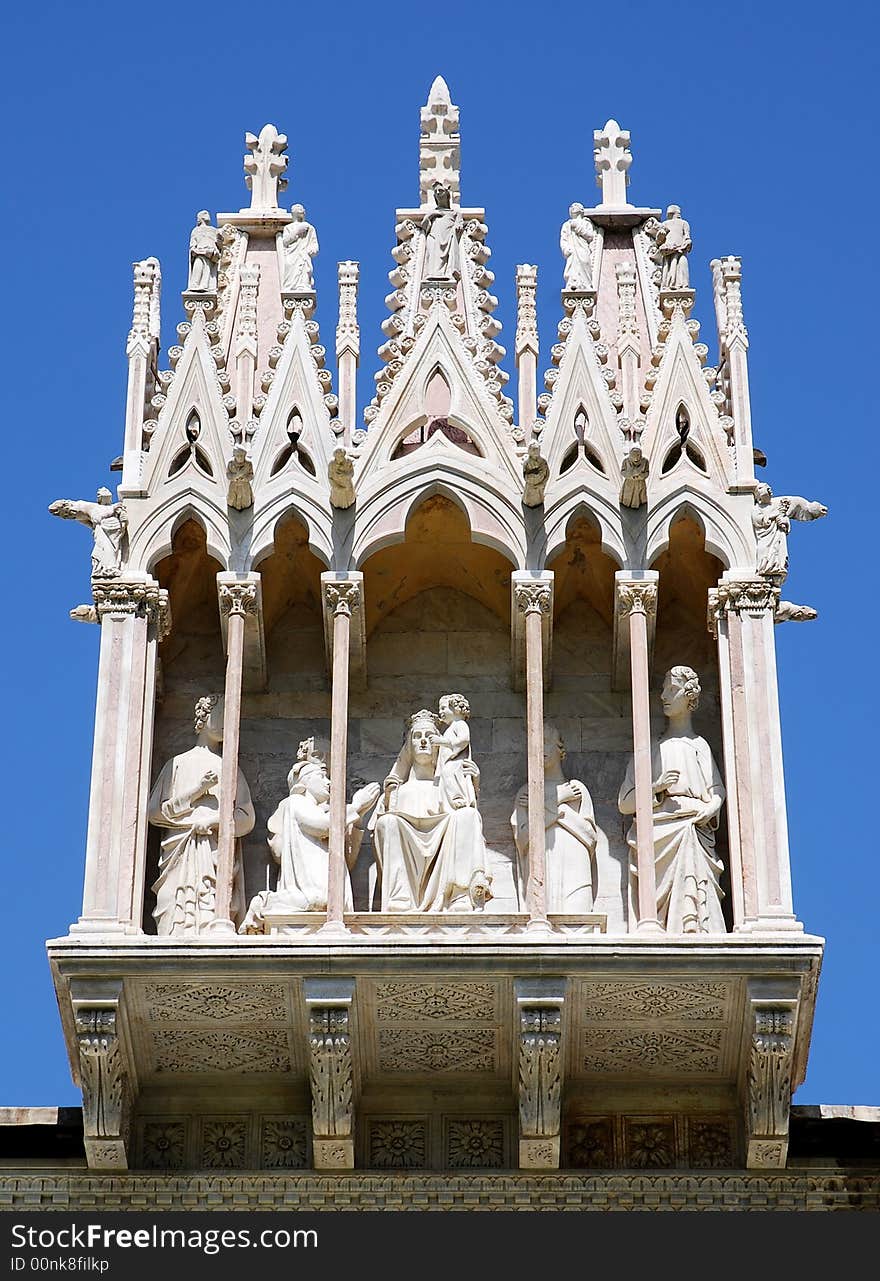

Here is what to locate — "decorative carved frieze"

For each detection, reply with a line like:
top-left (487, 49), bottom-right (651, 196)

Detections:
top-left (143, 982), bottom-right (288, 1023)
top-left (583, 1027), bottom-right (722, 1075)
top-left (75, 1005), bottom-right (130, 1170)
top-left (374, 982), bottom-right (497, 1023)
top-left (378, 1028), bottom-right (495, 1074)
top-left (579, 980), bottom-right (730, 1022)
top-left (151, 1029), bottom-right (291, 1074)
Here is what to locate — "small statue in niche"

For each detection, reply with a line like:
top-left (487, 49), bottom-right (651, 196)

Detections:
top-left (422, 181), bottom-right (462, 280)
top-left (752, 481), bottom-right (827, 583)
top-left (49, 488), bottom-right (128, 579)
top-left (620, 444), bottom-right (649, 508)
top-left (511, 723), bottom-right (598, 914)
top-left (240, 738), bottom-right (380, 929)
top-left (618, 666), bottom-right (726, 934)
top-left (328, 447), bottom-right (356, 508)
top-left (147, 694), bottom-right (255, 936)
top-left (226, 444), bottom-right (254, 510)
top-left (279, 204), bottom-right (318, 292)
top-left (187, 210), bottom-right (221, 293)
top-left (371, 706), bottom-right (492, 912)
top-left (653, 204), bottom-right (692, 290)
top-left (560, 202), bottom-right (595, 291)
top-left (522, 442), bottom-right (550, 507)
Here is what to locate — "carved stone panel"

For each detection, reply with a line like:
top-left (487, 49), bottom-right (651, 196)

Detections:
top-left (141, 1121), bottom-right (186, 1170)
top-left (260, 1118), bottom-right (308, 1169)
top-left (151, 1029), bottom-right (292, 1074)
top-left (143, 983), bottom-right (288, 1023)
top-left (374, 982), bottom-right (497, 1023)
top-left (199, 1117), bottom-right (248, 1168)
top-left (368, 1118), bottom-right (427, 1169)
top-left (583, 1028), bottom-right (722, 1075)
top-left (445, 1119), bottom-right (506, 1169)
top-left (377, 1028), bottom-right (496, 1074)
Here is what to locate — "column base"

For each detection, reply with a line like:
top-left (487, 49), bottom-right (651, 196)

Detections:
top-left (519, 1136), bottom-right (560, 1169)
top-left (69, 918), bottom-right (130, 936)
top-left (313, 1137), bottom-right (354, 1169)
top-left (524, 916), bottom-right (553, 936)
top-left (316, 918), bottom-right (351, 938)
top-left (734, 915), bottom-right (803, 934)
top-left (635, 918), bottom-right (665, 935)
top-left (206, 917), bottom-right (237, 936)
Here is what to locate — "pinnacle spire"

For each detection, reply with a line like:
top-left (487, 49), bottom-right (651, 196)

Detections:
top-left (419, 75), bottom-right (460, 206)
top-left (593, 119), bottom-right (633, 208)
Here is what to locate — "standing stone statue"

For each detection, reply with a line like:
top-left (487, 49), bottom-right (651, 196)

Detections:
top-left (328, 448), bottom-right (356, 508)
top-left (620, 445), bottom-right (649, 508)
top-left (49, 488), bottom-right (128, 578)
top-left (240, 739), bottom-right (380, 929)
top-left (147, 695), bottom-right (255, 936)
top-left (511, 724), bottom-right (598, 914)
top-left (371, 706), bottom-right (492, 912)
top-left (618, 666), bottom-right (726, 934)
top-left (280, 204), bottom-right (318, 292)
top-left (522, 443), bottom-right (550, 507)
top-left (654, 205), bottom-right (692, 290)
top-left (752, 481), bottom-right (827, 583)
top-left (560, 202), bottom-right (595, 291)
top-left (432, 694), bottom-right (478, 811)
top-left (422, 181), bottom-right (462, 280)
top-left (187, 211), bottom-right (221, 292)
top-left (226, 445), bottom-right (254, 510)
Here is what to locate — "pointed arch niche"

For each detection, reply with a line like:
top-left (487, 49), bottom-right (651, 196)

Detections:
top-left (356, 492), bottom-right (520, 910)
top-left (650, 512), bottom-right (733, 930)
top-left (546, 510), bottom-right (626, 929)
top-left (144, 516), bottom-right (225, 931)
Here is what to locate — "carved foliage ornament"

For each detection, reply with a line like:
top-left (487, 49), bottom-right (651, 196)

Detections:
top-left (747, 1008), bottom-right (795, 1139)
top-left (75, 1008), bottom-right (128, 1141)
top-left (91, 580), bottom-right (171, 637)
top-left (514, 583), bottom-right (552, 616)
top-left (324, 582), bottom-right (361, 618)
top-left (518, 1007), bottom-right (562, 1138)
top-left (219, 581), bottom-right (258, 619)
top-left (707, 580), bottom-right (779, 637)
top-left (616, 582), bottom-right (658, 618)
top-left (308, 1008), bottom-right (353, 1138)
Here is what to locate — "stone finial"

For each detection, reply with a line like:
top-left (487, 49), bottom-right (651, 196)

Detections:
top-left (593, 120), bottom-right (633, 208)
top-left (337, 261), bottom-right (360, 359)
top-left (243, 125), bottom-right (289, 211)
top-left (515, 265), bottom-right (538, 358)
top-left (419, 75), bottom-right (461, 206)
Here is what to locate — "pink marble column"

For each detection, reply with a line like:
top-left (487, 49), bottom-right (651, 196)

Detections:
top-left (617, 580), bottom-right (662, 933)
top-left (515, 580), bottom-right (553, 930)
top-left (73, 580), bottom-right (169, 934)
top-left (320, 579), bottom-right (361, 933)
top-left (212, 580), bottom-right (257, 932)
top-left (710, 580), bottom-right (799, 931)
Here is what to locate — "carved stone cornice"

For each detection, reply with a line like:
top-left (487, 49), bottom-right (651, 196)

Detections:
top-left (514, 582), bottom-right (552, 617)
top-left (708, 579), bottom-right (780, 637)
top-left (74, 1003), bottom-right (131, 1170)
top-left (92, 579), bottom-right (171, 638)
top-left (218, 581), bottom-right (259, 619)
top-left (323, 581), bottom-right (361, 619)
top-left (616, 581), bottom-right (658, 619)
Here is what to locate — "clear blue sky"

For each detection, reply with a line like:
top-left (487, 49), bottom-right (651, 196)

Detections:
top-left (1, 0), bottom-right (877, 1106)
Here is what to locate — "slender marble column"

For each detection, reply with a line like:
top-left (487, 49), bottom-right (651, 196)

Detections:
top-left (321, 578), bottom-right (362, 933)
top-left (212, 580), bottom-right (257, 932)
top-left (336, 262), bottom-right (360, 447)
top-left (73, 580), bottom-right (169, 934)
top-left (120, 259), bottom-right (160, 496)
top-left (515, 265), bottom-right (538, 433)
top-left (515, 580), bottom-right (553, 929)
top-left (617, 579), bottom-right (662, 932)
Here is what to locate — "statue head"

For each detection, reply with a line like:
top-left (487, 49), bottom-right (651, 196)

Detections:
top-left (754, 481), bottom-right (773, 505)
top-left (196, 210), bottom-right (211, 225)
top-left (290, 203), bottom-right (305, 221)
top-left (232, 444), bottom-right (248, 464)
top-left (543, 722), bottom-right (566, 769)
top-left (194, 693), bottom-right (223, 740)
top-left (661, 666), bottom-right (701, 717)
top-left (432, 182), bottom-right (451, 209)
top-left (666, 204), bottom-right (681, 220)
top-left (288, 737), bottom-right (330, 801)
top-left (408, 709), bottom-right (440, 762)
top-left (569, 202), bottom-right (584, 219)
top-left (628, 445), bottom-right (643, 463)
top-left (527, 442), bottom-right (542, 461)
top-left (439, 693), bottom-right (470, 724)
top-left (96, 487), bottom-right (113, 505)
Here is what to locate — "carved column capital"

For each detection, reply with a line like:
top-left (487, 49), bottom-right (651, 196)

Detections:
top-left (323, 581), bottom-right (361, 619)
top-left (708, 579), bottom-right (780, 636)
top-left (92, 578), bottom-right (171, 638)
top-left (218, 580), bottom-right (258, 619)
top-left (616, 581), bottom-right (658, 618)
top-left (515, 582), bottom-right (552, 617)
top-left (74, 1002), bottom-right (131, 1170)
